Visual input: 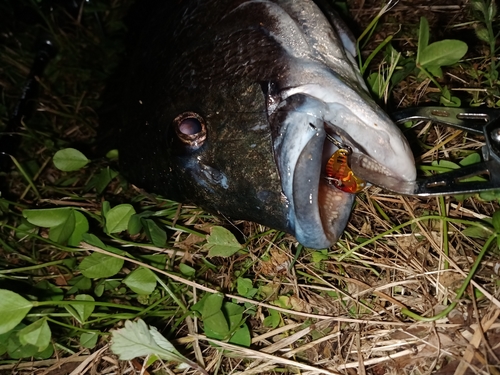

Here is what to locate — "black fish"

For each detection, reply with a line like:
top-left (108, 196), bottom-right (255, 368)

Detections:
top-left (120, 0), bottom-right (416, 248)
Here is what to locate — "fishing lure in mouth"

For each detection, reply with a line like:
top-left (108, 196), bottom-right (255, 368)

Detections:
top-left (324, 134), bottom-right (366, 194)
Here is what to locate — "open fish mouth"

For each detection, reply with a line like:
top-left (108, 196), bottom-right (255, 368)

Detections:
top-left (270, 93), bottom-right (415, 249)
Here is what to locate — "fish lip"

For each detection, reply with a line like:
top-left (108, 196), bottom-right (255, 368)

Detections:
top-left (292, 121), bottom-right (355, 247)
top-left (270, 95), bottom-right (357, 248)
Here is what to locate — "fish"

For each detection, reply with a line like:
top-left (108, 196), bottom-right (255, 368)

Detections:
top-left (119, 0), bottom-right (416, 249)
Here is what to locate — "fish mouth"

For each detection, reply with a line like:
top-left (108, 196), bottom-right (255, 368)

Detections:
top-left (292, 119), bottom-right (356, 248)
top-left (270, 94), bottom-right (415, 248)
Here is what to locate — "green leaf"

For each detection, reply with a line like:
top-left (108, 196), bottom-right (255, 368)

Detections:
top-left (471, 0), bottom-right (486, 14)
top-left (49, 209), bottom-right (76, 244)
top-left (224, 302), bottom-right (245, 332)
top-left (391, 59), bottom-right (415, 87)
top-left (81, 233), bottom-right (107, 249)
top-left (416, 17), bottom-right (429, 65)
top-left (205, 226), bottom-right (242, 257)
top-left (36, 343), bottom-right (54, 359)
top-left (0, 290), bottom-right (33, 334)
top-left (179, 263), bottom-right (195, 277)
top-left (229, 324), bottom-right (251, 347)
top-left (67, 210), bottom-right (89, 247)
top-left (311, 250), bottom-right (329, 263)
top-left (489, 1), bottom-right (497, 18)
top-left (139, 254), bottom-right (167, 269)
top-left (479, 189), bottom-right (500, 201)
top-left (128, 211), bottom-right (155, 236)
top-left (23, 207), bottom-right (73, 228)
top-left (7, 325), bottom-right (39, 359)
top-left (94, 282), bottom-right (105, 297)
top-left (145, 354), bottom-right (161, 367)
top-left (0, 199), bottom-right (8, 214)
top-left (440, 93), bottom-right (461, 107)
top-left (474, 24), bottom-right (490, 43)
top-left (123, 267), bottom-right (157, 295)
top-left (419, 40), bottom-right (468, 67)
top-left (492, 211), bottom-right (500, 233)
top-left (460, 153), bottom-right (481, 166)
top-left (0, 331), bottom-right (11, 355)
top-left (111, 319), bottom-right (189, 363)
top-left (236, 278), bottom-right (257, 298)
top-left (426, 65), bottom-right (443, 78)
top-left (53, 148), bottom-right (90, 171)
top-left (462, 226), bottom-right (493, 239)
top-left (70, 295), bottom-right (95, 323)
top-left (80, 253), bottom-right (124, 278)
top-left (202, 294), bottom-right (224, 318)
top-left (80, 332), bottom-right (99, 348)
top-left (192, 294), bottom-right (226, 339)
top-left (128, 215), bottom-right (143, 236)
top-left (14, 221), bottom-right (38, 239)
top-left (204, 311), bottom-right (229, 339)
top-left (367, 72), bottom-right (382, 99)
top-left (105, 204), bottom-right (136, 233)
top-left (102, 201), bottom-right (111, 217)
top-left (432, 159), bottom-right (460, 170)
top-left (64, 304), bottom-right (81, 323)
top-left (191, 293), bottom-right (208, 314)
top-left (93, 167), bottom-right (119, 194)
top-left (142, 219), bottom-right (167, 247)
top-left (67, 275), bottom-right (92, 294)
top-left (18, 318), bottom-right (51, 351)
top-left (259, 284), bottom-right (278, 299)
top-left (263, 309), bottom-right (281, 328)
top-left (106, 149), bottom-right (119, 160)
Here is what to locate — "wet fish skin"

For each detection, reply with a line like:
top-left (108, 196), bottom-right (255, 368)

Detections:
top-left (120, 0), bottom-right (415, 248)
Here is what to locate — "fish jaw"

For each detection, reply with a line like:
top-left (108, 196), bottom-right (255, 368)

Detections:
top-left (269, 94), bottom-right (352, 248)
top-left (269, 81), bottom-right (416, 248)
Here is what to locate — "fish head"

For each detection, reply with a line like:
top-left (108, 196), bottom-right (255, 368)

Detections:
top-left (120, 0), bottom-right (416, 248)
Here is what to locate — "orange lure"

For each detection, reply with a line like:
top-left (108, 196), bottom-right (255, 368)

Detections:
top-left (325, 149), bottom-right (366, 194)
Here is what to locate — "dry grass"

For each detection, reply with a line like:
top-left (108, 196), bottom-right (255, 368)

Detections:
top-left (0, 0), bottom-right (499, 374)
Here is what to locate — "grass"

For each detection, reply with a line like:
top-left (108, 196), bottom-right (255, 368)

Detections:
top-left (0, 0), bottom-right (499, 374)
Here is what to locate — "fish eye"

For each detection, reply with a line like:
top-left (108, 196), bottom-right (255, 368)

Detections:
top-left (173, 112), bottom-right (207, 147)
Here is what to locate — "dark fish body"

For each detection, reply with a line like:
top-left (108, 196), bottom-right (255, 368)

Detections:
top-left (120, 0), bottom-right (415, 248)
